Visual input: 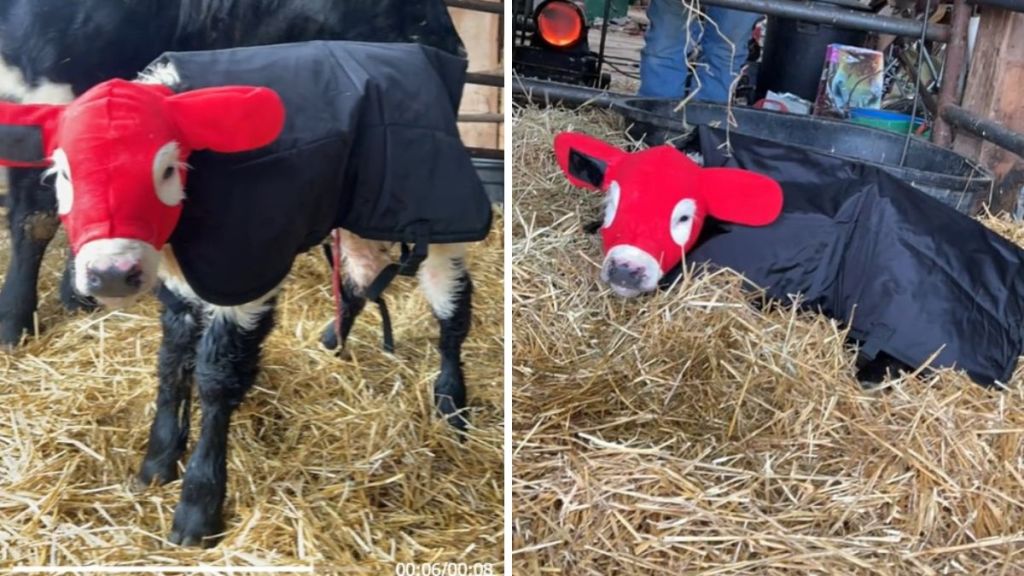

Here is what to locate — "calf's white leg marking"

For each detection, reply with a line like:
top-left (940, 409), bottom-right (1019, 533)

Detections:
top-left (339, 230), bottom-right (391, 291)
top-left (418, 243), bottom-right (468, 320)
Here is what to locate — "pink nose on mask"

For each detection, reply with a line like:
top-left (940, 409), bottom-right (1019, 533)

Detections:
top-left (601, 244), bottom-right (664, 295)
top-left (85, 261), bottom-right (144, 299)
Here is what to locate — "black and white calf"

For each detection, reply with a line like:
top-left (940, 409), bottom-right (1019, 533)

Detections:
top-left (0, 40), bottom-right (491, 547)
top-left (0, 0), bottom-right (465, 347)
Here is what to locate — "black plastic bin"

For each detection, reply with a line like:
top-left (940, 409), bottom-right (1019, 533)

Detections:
top-left (473, 157), bottom-right (504, 205)
top-left (756, 2), bottom-right (868, 102)
top-left (619, 98), bottom-right (993, 213)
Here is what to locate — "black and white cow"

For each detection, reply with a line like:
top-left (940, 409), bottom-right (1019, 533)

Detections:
top-left (0, 39), bottom-right (491, 547)
top-left (0, 0), bottom-right (465, 347)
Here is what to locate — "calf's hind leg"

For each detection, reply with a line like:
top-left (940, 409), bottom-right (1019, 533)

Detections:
top-left (418, 243), bottom-right (473, 432)
top-left (319, 275), bottom-right (368, 351)
top-left (170, 298), bottom-right (276, 547)
top-left (137, 288), bottom-right (203, 487)
top-left (319, 231), bottom-right (390, 351)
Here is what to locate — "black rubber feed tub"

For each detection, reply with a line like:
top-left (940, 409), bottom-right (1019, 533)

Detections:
top-left (472, 157), bottom-right (504, 205)
top-left (620, 98), bottom-right (992, 213)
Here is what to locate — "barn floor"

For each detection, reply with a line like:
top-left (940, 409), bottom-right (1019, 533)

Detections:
top-left (511, 104), bottom-right (1024, 574)
top-left (0, 210), bottom-right (504, 571)
top-left (587, 6), bottom-right (645, 93)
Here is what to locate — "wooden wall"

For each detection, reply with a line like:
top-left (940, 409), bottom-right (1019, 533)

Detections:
top-left (954, 8), bottom-right (1024, 213)
top-left (449, 6), bottom-right (504, 151)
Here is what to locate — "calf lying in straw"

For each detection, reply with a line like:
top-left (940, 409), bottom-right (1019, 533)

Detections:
top-left (556, 128), bottom-right (1024, 386)
top-left (0, 41), bottom-right (492, 546)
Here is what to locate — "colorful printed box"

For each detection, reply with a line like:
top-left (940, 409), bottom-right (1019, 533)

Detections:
top-left (814, 43), bottom-right (885, 117)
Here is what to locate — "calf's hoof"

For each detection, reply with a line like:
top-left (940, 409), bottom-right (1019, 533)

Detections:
top-left (434, 369), bottom-right (469, 434)
top-left (170, 501), bottom-right (224, 548)
top-left (0, 311), bottom-right (32, 349)
top-left (135, 458), bottom-right (180, 491)
top-left (319, 321), bottom-right (340, 351)
top-left (319, 321), bottom-right (352, 359)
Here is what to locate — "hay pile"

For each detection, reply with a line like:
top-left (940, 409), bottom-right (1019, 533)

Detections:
top-left (0, 213), bottom-right (503, 572)
top-left (511, 104), bottom-right (1024, 574)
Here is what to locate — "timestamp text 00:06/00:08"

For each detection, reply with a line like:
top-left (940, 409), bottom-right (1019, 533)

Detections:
top-left (394, 563), bottom-right (495, 576)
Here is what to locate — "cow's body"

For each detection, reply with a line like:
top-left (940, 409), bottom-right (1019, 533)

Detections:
top-left (0, 2), bottom-right (482, 548)
top-left (557, 127), bottom-right (1024, 386)
top-left (0, 38), bottom-right (487, 546)
top-left (0, 0), bottom-right (464, 346)
top-left (152, 41), bottom-right (491, 306)
top-left (689, 127), bottom-right (1024, 386)
top-left (138, 41), bottom-right (485, 543)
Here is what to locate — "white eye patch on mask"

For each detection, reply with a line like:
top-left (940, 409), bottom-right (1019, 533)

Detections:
top-left (669, 198), bottom-right (696, 246)
top-left (152, 141), bottom-right (185, 206)
top-left (603, 180), bottom-right (620, 229)
top-left (50, 148), bottom-right (74, 216)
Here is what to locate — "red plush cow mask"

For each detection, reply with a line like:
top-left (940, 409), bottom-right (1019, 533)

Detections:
top-left (554, 132), bottom-right (783, 297)
top-left (0, 79), bottom-right (284, 305)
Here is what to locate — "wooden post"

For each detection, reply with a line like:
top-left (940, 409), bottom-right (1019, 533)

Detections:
top-left (953, 8), bottom-right (1024, 214)
top-left (931, 0), bottom-right (970, 147)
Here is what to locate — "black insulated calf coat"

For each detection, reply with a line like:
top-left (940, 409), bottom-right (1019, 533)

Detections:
top-left (155, 40), bottom-right (492, 306)
top-left (686, 127), bottom-right (1024, 386)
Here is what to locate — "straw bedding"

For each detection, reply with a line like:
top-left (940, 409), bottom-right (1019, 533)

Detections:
top-left (0, 211), bottom-right (504, 572)
top-left (511, 104), bottom-right (1024, 574)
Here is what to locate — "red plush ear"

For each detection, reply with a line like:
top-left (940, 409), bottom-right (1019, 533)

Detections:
top-left (0, 101), bottom-right (64, 168)
top-left (165, 86), bottom-right (285, 153)
top-left (554, 132), bottom-right (626, 190)
top-left (699, 168), bottom-right (784, 226)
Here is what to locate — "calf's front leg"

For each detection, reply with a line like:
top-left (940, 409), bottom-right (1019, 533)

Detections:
top-left (0, 170), bottom-right (59, 347)
top-left (170, 300), bottom-right (276, 547)
top-left (137, 289), bottom-right (203, 487)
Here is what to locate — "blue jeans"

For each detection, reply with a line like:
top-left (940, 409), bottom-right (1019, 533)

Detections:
top-left (638, 0), bottom-right (761, 102)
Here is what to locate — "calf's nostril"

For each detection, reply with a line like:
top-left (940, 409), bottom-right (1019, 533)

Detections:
top-left (125, 267), bottom-right (143, 288)
top-left (87, 270), bottom-right (104, 291)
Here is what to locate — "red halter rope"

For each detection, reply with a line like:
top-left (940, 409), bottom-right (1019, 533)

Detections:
top-left (330, 229), bottom-right (344, 345)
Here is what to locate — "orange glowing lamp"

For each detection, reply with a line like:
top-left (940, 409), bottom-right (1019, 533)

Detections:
top-left (536, 1), bottom-right (585, 49)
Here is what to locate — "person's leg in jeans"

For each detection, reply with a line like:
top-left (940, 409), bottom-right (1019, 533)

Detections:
top-left (690, 6), bottom-right (761, 102)
top-left (638, 0), bottom-right (697, 98)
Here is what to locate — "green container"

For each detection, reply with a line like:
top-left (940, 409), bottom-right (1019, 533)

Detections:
top-left (584, 0), bottom-right (629, 24)
top-left (849, 108), bottom-right (930, 138)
